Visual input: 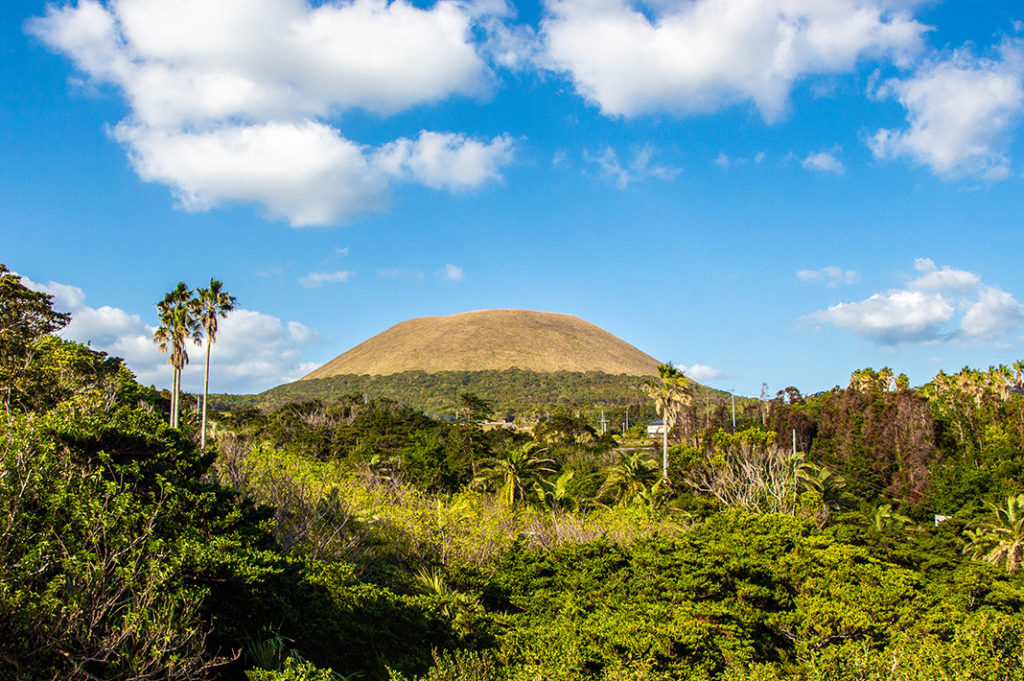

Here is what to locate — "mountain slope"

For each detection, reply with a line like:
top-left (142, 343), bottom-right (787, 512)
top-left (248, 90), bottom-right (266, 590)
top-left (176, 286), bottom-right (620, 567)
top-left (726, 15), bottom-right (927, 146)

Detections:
top-left (302, 309), bottom-right (661, 379)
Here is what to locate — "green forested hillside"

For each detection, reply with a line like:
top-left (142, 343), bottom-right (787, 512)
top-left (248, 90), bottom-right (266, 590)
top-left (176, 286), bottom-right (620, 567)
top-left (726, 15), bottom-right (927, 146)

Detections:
top-left (219, 369), bottom-right (676, 419)
top-left (4, 265), bottom-right (1024, 681)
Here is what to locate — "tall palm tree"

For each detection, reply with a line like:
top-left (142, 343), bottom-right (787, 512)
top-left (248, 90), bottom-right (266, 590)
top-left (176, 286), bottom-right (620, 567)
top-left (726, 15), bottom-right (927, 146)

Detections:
top-left (195, 279), bottom-right (236, 448)
top-left (963, 494), bottom-right (1024, 573)
top-left (643, 363), bottom-right (690, 481)
top-left (154, 283), bottom-right (199, 428)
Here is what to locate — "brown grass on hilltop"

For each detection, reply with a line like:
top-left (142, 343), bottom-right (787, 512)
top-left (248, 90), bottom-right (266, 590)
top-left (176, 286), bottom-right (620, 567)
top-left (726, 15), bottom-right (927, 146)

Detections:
top-left (302, 309), bottom-right (661, 379)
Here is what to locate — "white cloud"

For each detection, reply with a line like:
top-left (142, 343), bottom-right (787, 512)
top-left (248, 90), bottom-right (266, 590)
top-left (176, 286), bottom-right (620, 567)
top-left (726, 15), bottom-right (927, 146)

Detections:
top-left (376, 131), bottom-right (516, 190)
top-left (19, 273), bottom-right (319, 393)
top-left (299, 270), bottom-right (355, 288)
top-left (958, 287), bottom-right (1024, 342)
top-left (802, 150), bottom-right (845, 174)
top-left (28, 0), bottom-right (491, 126)
top-left (680, 363), bottom-right (722, 383)
top-left (115, 121), bottom-right (389, 226)
top-left (908, 257), bottom-right (979, 293)
top-left (869, 41), bottom-right (1024, 179)
top-left (541, 0), bottom-right (925, 120)
top-left (287, 321), bottom-right (321, 345)
top-left (28, 0), bottom-right (517, 226)
top-left (440, 264), bottom-right (465, 281)
top-left (797, 266), bottom-right (860, 287)
top-left (810, 259), bottom-right (1024, 346)
top-left (814, 290), bottom-right (954, 345)
top-left (187, 308), bottom-right (322, 392)
top-left (476, 3), bottom-right (541, 71)
top-left (585, 145), bottom-right (680, 187)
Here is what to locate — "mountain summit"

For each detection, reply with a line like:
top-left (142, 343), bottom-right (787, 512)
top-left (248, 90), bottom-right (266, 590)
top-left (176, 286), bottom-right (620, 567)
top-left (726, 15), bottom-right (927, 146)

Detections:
top-left (302, 309), bottom-right (660, 379)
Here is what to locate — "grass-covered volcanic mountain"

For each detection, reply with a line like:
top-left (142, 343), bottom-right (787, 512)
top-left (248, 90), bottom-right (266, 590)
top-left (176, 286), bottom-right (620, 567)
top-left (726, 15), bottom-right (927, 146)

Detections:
top-left (207, 310), bottom-right (668, 417)
top-left (302, 309), bottom-right (661, 378)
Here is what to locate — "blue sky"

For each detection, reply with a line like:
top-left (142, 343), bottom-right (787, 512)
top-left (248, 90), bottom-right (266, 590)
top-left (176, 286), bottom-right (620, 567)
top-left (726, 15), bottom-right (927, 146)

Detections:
top-left (3, 0), bottom-right (1024, 397)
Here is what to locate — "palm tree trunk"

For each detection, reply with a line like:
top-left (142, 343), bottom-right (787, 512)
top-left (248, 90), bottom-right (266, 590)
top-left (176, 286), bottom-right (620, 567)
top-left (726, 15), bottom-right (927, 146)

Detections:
top-left (168, 369), bottom-right (176, 427)
top-left (201, 341), bottom-right (211, 448)
top-left (172, 367), bottom-right (180, 428)
top-left (662, 420), bottom-right (668, 481)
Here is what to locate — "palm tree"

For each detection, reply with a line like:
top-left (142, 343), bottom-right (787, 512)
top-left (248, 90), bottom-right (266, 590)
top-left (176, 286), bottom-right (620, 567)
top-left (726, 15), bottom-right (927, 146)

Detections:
top-left (643, 363), bottom-right (691, 481)
top-left (597, 451), bottom-right (660, 506)
top-left (195, 279), bottom-right (236, 448)
top-left (869, 502), bottom-right (912, 533)
top-left (154, 283), bottom-right (199, 428)
top-left (534, 470), bottom-right (578, 512)
top-left (473, 442), bottom-right (556, 508)
top-left (963, 494), bottom-right (1024, 573)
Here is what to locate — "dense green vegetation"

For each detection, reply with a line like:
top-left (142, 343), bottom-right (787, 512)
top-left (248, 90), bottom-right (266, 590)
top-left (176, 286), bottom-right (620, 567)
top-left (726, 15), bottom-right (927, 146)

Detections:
top-left (3, 264), bottom-right (1024, 680)
top-left (211, 369), bottom-right (695, 422)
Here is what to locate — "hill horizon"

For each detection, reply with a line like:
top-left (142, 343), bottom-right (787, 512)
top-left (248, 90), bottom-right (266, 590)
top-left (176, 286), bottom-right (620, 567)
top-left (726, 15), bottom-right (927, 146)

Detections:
top-left (302, 309), bottom-right (663, 379)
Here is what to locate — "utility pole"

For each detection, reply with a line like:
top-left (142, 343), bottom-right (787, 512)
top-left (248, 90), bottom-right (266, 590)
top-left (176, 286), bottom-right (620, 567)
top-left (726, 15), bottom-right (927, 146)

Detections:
top-left (730, 391), bottom-right (736, 433)
top-left (760, 382), bottom-right (768, 427)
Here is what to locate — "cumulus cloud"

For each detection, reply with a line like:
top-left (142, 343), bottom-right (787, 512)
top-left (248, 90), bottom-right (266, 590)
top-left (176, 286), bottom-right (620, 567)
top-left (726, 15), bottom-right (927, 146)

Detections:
top-left (115, 121), bottom-right (389, 225)
top-left (27, 0), bottom-right (491, 124)
top-left (797, 266), bottom-right (860, 287)
top-left (19, 273), bottom-right (320, 393)
top-left (584, 145), bottom-right (680, 187)
top-left (679, 363), bottom-right (723, 383)
top-left (376, 131), bottom-right (516, 190)
top-left (299, 270), bottom-right (355, 288)
top-left (869, 41), bottom-right (1024, 179)
top-left (958, 287), bottom-right (1024, 341)
top-left (28, 0), bottom-right (517, 225)
top-left (187, 309), bottom-right (322, 392)
top-left (440, 264), bottom-right (465, 281)
top-left (541, 0), bottom-right (925, 120)
top-left (802, 150), bottom-right (845, 174)
top-left (813, 290), bottom-right (954, 345)
top-left (908, 257), bottom-right (978, 293)
top-left (810, 259), bottom-right (1024, 346)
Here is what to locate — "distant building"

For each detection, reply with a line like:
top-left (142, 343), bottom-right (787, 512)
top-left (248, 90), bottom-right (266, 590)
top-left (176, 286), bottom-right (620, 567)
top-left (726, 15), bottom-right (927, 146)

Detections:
top-left (481, 420), bottom-right (517, 431)
top-left (647, 420), bottom-right (665, 438)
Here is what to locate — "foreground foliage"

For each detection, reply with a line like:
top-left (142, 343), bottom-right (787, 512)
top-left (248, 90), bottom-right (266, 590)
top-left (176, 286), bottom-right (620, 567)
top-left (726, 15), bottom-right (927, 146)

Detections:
top-left (4, 264), bottom-right (1024, 680)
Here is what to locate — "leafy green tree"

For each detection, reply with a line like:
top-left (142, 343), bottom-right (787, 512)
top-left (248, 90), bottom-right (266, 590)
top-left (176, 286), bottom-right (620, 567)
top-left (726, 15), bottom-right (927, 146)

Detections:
top-left (153, 283), bottom-right (199, 428)
top-left (195, 279), bottom-right (236, 448)
top-left (457, 392), bottom-right (492, 422)
top-left (0, 264), bottom-right (71, 413)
